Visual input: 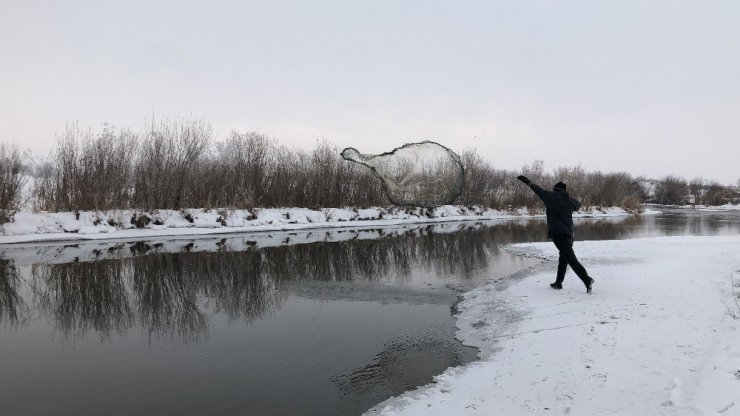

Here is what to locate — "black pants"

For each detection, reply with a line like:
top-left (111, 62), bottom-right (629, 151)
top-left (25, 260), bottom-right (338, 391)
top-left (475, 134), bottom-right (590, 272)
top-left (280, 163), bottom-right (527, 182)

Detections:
top-left (552, 233), bottom-right (590, 286)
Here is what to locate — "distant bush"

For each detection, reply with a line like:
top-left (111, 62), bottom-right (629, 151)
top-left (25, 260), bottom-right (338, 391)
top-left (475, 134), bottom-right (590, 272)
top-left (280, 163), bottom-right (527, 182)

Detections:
top-left (686, 177), bottom-right (736, 206)
top-left (133, 119), bottom-right (210, 210)
top-left (582, 172), bottom-right (632, 208)
top-left (688, 177), bottom-right (704, 205)
top-left (457, 149), bottom-right (508, 209)
top-left (0, 145), bottom-right (25, 224)
top-left (703, 181), bottom-right (733, 206)
top-left (654, 176), bottom-right (689, 205)
top-left (207, 131), bottom-right (272, 208)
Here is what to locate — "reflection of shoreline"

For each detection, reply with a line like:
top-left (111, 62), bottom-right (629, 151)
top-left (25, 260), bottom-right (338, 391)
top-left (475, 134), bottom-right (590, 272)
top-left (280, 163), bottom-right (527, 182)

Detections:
top-left (1, 221), bottom-right (535, 342)
top-left (1, 221), bottom-right (501, 265)
top-left (1, 217), bottom-right (637, 266)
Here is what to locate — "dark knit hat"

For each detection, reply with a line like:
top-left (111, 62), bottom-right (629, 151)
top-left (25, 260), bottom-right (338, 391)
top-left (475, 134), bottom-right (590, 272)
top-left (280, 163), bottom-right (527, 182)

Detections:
top-left (553, 181), bottom-right (567, 191)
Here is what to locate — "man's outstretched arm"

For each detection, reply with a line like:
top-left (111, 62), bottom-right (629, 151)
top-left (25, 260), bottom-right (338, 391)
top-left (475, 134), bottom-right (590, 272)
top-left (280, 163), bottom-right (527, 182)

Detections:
top-left (517, 175), bottom-right (550, 203)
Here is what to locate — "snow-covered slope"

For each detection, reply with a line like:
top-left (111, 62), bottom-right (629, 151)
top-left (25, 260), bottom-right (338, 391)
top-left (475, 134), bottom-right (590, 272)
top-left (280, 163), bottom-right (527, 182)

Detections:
top-left (369, 235), bottom-right (740, 416)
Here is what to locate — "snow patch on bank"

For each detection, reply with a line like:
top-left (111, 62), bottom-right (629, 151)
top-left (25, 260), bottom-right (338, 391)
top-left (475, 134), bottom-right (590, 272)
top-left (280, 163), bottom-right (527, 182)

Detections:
top-left (368, 235), bottom-right (740, 416)
top-left (696, 203), bottom-right (740, 212)
top-left (0, 205), bottom-right (650, 245)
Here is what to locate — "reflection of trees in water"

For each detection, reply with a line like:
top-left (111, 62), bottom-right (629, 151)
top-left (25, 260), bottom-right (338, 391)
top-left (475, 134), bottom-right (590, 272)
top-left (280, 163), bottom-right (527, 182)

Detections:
top-left (274, 238), bottom-right (397, 282)
top-left (262, 223), bottom-right (526, 282)
top-left (575, 212), bottom-right (740, 239)
top-left (2, 215), bottom-right (687, 341)
top-left (30, 251), bottom-right (288, 342)
top-left (32, 260), bottom-right (133, 339)
top-left (130, 254), bottom-right (208, 341)
top-left (9, 224), bottom-right (515, 341)
top-left (0, 259), bottom-right (26, 326)
top-left (416, 225), bottom-right (500, 278)
top-left (682, 213), bottom-right (737, 236)
top-left (574, 216), bottom-right (643, 240)
top-left (133, 251), bottom-right (288, 334)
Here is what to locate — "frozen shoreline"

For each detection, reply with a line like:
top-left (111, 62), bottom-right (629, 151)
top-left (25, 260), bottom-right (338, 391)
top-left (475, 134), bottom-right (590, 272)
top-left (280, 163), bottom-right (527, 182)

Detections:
top-left (0, 205), bottom-right (649, 245)
top-left (368, 235), bottom-right (740, 415)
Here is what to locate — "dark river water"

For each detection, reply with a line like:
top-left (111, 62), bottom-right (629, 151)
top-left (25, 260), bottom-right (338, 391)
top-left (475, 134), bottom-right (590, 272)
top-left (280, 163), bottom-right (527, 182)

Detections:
top-left (1, 207), bottom-right (739, 415)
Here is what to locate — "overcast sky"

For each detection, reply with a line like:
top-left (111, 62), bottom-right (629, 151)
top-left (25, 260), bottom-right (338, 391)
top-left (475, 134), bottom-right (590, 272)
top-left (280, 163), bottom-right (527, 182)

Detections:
top-left (1, 0), bottom-right (738, 184)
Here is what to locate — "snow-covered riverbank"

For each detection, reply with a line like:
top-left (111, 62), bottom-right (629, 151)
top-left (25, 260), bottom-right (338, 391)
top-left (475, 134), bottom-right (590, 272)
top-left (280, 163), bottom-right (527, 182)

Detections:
top-left (0, 205), bottom-right (646, 245)
top-left (369, 235), bottom-right (740, 415)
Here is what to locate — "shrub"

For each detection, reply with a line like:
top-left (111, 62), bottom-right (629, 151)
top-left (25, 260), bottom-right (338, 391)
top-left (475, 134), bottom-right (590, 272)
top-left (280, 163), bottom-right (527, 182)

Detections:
top-left (133, 119), bottom-right (211, 210)
top-left (621, 195), bottom-right (644, 215)
top-left (703, 181), bottom-right (732, 206)
top-left (0, 145), bottom-right (25, 224)
top-left (34, 124), bottom-right (136, 212)
top-left (654, 176), bottom-right (689, 205)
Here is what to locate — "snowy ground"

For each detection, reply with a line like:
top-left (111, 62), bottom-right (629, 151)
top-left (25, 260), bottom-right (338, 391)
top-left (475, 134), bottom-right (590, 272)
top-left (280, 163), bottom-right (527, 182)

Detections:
top-left (369, 235), bottom-right (740, 416)
top-left (0, 205), bottom-right (646, 245)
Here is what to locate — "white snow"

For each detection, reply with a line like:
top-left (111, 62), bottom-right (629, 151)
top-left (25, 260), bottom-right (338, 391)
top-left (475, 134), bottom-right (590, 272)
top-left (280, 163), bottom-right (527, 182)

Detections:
top-left (369, 235), bottom-right (740, 416)
top-left (0, 205), bottom-right (651, 245)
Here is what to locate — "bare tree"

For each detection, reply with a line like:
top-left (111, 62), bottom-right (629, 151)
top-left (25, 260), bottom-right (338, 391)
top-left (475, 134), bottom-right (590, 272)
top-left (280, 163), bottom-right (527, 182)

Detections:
top-left (654, 176), bottom-right (689, 205)
top-left (0, 144), bottom-right (26, 223)
top-left (133, 119), bottom-right (210, 209)
top-left (703, 181), bottom-right (731, 206)
top-left (688, 177), bottom-right (704, 205)
top-left (459, 149), bottom-right (501, 208)
top-left (33, 124), bottom-right (137, 212)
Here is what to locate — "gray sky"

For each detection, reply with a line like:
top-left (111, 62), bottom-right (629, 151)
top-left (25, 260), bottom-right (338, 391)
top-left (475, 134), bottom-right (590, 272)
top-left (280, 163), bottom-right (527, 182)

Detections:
top-left (1, 0), bottom-right (739, 184)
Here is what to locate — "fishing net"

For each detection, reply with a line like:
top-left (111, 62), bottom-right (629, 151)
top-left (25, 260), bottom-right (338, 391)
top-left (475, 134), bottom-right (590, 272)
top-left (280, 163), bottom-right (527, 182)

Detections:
top-left (341, 141), bottom-right (465, 207)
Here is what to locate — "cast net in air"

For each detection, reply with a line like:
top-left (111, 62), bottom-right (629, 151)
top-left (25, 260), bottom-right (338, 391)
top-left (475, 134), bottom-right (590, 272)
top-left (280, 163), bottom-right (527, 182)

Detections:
top-left (341, 141), bottom-right (465, 208)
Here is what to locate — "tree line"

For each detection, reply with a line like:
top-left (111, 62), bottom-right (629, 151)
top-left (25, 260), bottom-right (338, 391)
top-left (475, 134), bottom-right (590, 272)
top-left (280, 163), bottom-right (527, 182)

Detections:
top-left (1, 118), bottom-right (738, 224)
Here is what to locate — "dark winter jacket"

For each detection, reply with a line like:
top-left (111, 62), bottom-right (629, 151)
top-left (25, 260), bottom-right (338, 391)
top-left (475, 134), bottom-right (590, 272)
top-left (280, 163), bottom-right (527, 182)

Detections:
top-left (528, 183), bottom-right (582, 238)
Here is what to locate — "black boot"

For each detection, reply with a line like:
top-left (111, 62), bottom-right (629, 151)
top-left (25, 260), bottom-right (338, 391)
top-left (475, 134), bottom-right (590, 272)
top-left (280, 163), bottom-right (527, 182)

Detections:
top-left (586, 277), bottom-right (594, 294)
top-left (550, 282), bottom-right (562, 290)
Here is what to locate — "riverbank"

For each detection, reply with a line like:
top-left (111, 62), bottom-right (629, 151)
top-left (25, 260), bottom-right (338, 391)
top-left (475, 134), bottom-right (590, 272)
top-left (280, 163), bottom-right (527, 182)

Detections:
top-left (368, 235), bottom-right (740, 415)
top-left (0, 205), bottom-right (648, 245)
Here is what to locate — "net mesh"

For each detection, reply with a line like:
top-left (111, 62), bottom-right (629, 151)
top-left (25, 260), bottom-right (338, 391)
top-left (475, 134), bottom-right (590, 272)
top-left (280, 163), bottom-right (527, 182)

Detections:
top-left (341, 141), bottom-right (465, 207)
